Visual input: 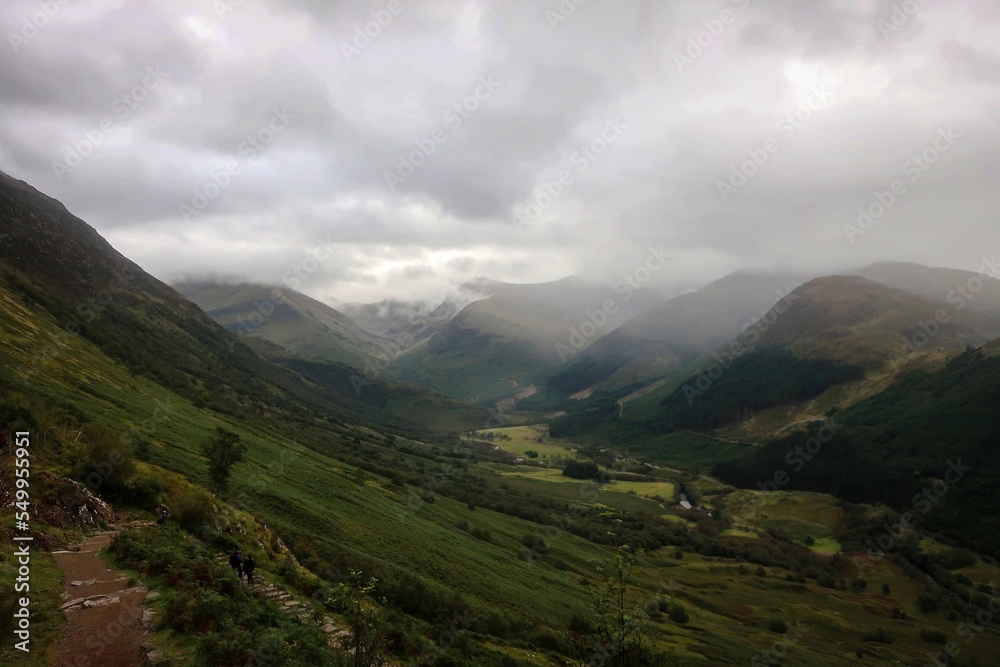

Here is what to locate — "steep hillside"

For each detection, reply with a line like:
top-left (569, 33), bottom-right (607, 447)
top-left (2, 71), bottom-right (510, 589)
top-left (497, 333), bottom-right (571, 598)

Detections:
top-left (245, 337), bottom-right (489, 434)
top-left (855, 261), bottom-right (1000, 315)
top-left (0, 171), bottom-right (298, 420)
top-left (390, 277), bottom-right (664, 402)
top-left (715, 346), bottom-right (1000, 557)
top-left (626, 275), bottom-right (999, 437)
top-left (752, 276), bottom-right (1000, 370)
top-left (4, 173), bottom-right (1000, 665)
top-left (176, 281), bottom-right (392, 368)
top-left (547, 272), bottom-right (810, 394)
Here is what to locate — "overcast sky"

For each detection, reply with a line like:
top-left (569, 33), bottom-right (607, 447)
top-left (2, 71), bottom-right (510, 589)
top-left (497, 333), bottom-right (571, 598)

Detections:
top-left (2, 0), bottom-right (998, 305)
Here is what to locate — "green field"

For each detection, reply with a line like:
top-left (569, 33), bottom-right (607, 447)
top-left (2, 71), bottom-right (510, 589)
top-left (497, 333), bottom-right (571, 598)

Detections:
top-left (473, 424), bottom-right (578, 460)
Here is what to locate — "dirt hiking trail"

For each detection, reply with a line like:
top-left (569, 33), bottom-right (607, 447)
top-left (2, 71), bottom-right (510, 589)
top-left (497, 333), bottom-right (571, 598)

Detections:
top-left (52, 531), bottom-right (150, 667)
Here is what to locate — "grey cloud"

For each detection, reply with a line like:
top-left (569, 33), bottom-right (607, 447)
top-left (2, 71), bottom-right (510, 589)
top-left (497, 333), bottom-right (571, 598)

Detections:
top-left (941, 41), bottom-right (1000, 85)
top-left (0, 0), bottom-right (998, 304)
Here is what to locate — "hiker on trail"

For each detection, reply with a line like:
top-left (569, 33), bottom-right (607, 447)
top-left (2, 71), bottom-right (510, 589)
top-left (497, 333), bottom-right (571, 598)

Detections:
top-left (157, 509), bottom-right (170, 525)
top-left (229, 548), bottom-right (244, 580)
top-left (243, 555), bottom-right (256, 586)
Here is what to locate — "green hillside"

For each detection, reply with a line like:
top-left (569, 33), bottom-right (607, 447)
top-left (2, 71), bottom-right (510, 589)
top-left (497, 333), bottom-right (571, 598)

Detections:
top-left (714, 346), bottom-right (1000, 557)
top-left (753, 276), bottom-right (999, 370)
top-left (657, 347), bottom-right (864, 430)
top-left (4, 172), bottom-right (1000, 665)
top-left (246, 337), bottom-right (489, 434)
top-left (390, 278), bottom-right (664, 403)
top-left (547, 272), bottom-right (809, 395)
top-left (176, 281), bottom-right (393, 368)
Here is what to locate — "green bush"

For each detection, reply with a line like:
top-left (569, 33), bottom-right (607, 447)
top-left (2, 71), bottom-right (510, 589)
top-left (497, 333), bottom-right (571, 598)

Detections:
top-left (72, 424), bottom-right (137, 500)
top-left (918, 593), bottom-right (940, 614)
top-left (669, 604), bottom-right (689, 624)
top-left (111, 525), bottom-right (336, 666)
top-left (920, 629), bottom-right (948, 644)
top-left (170, 486), bottom-right (215, 533)
top-left (521, 533), bottom-right (549, 555)
top-left (862, 628), bottom-right (893, 644)
top-left (562, 460), bottom-right (600, 480)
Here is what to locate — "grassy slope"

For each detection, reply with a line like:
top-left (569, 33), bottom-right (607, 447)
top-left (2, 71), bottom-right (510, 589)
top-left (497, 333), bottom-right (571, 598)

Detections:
top-left (619, 275), bottom-right (999, 442)
top-left (754, 276), bottom-right (996, 370)
top-left (7, 290), bottom-right (1000, 663)
top-left (0, 282), bottom-right (597, 638)
top-left (246, 337), bottom-right (490, 435)
top-left (175, 281), bottom-right (392, 368)
top-left (390, 294), bottom-right (580, 401)
top-left (5, 174), bottom-right (999, 663)
top-left (714, 347), bottom-right (1000, 557)
top-left (547, 273), bottom-right (808, 394)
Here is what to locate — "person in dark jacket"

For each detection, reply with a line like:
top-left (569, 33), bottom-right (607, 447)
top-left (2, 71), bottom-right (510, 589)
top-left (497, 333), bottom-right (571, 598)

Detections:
top-left (243, 555), bottom-right (257, 586)
top-left (229, 548), bottom-right (244, 580)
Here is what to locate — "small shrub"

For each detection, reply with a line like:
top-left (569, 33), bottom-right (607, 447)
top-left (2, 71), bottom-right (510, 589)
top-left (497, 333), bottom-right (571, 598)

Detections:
top-left (920, 629), bottom-right (948, 644)
top-left (918, 593), bottom-right (940, 614)
top-left (769, 619), bottom-right (788, 634)
top-left (521, 534), bottom-right (548, 554)
top-left (170, 486), bottom-right (215, 533)
top-left (669, 604), bottom-right (689, 624)
top-left (862, 628), bottom-right (894, 644)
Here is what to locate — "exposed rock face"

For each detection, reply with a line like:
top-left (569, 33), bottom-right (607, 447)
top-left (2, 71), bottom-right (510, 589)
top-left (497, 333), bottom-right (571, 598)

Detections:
top-left (49, 475), bottom-right (115, 527)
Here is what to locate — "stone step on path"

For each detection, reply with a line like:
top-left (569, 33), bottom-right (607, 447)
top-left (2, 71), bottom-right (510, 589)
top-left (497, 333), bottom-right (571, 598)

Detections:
top-left (213, 552), bottom-right (347, 644)
top-left (211, 553), bottom-right (399, 664)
